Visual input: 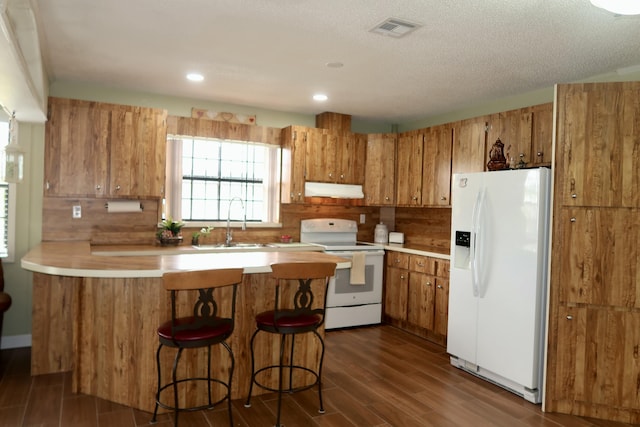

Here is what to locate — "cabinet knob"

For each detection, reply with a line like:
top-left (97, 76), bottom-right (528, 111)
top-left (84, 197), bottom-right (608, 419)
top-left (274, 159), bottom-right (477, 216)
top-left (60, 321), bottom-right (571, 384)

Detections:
top-left (115, 185), bottom-right (121, 191)
top-left (426, 281), bottom-right (432, 286)
top-left (571, 193), bottom-right (577, 199)
top-left (537, 151), bottom-right (543, 157)
top-left (440, 196), bottom-right (447, 201)
top-left (417, 262), bottom-right (424, 267)
top-left (45, 181), bottom-right (50, 190)
top-left (394, 258), bottom-right (401, 264)
top-left (340, 174), bottom-right (344, 179)
top-left (96, 184), bottom-right (101, 190)
top-left (437, 285), bottom-right (443, 289)
top-left (412, 196), bottom-right (418, 201)
top-left (329, 173), bottom-right (333, 178)
top-left (570, 217), bottom-right (576, 223)
top-left (385, 196), bottom-right (390, 201)
top-left (400, 275), bottom-right (406, 280)
top-left (566, 315), bottom-right (573, 320)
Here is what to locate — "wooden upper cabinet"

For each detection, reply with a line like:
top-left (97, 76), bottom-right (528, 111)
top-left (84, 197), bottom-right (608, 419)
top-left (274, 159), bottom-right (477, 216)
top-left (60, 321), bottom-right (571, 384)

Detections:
top-left (337, 132), bottom-right (366, 184)
top-left (452, 116), bottom-right (489, 174)
top-left (396, 131), bottom-right (424, 206)
top-left (45, 99), bottom-right (110, 197)
top-left (280, 126), bottom-right (308, 204)
top-left (556, 82), bottom-right (640, 208)
top-left (305, 129), bottom-right (365, 185)
top-left (44, 97), bottom-right (167, 199)
top-left (422, 124), bottom-right (453, 206)
top-left (364, 133), bottom-right (396, 206)
top-left (529, 102), bottom-right (553, 166)
top-left (109, 107), bottom-right (167, 198)
top-left (487, 109), bottom-right (532, 168)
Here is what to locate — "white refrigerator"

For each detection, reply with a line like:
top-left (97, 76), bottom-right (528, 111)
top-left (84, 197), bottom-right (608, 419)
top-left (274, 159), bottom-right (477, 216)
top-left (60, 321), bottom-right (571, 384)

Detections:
top-left (447, 168), bottom-right (550, 404)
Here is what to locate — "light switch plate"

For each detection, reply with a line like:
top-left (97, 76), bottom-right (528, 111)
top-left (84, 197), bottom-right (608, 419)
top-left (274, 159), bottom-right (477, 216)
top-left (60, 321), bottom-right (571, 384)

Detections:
top-left (359, 214), bottom-right (366, 224)
top-left (72, 205), bottom-right (82, 219)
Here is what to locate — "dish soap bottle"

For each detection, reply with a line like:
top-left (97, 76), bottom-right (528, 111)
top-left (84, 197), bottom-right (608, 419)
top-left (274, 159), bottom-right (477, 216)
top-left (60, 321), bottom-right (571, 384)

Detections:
top-left (374, 222), bottom-right (388, 244)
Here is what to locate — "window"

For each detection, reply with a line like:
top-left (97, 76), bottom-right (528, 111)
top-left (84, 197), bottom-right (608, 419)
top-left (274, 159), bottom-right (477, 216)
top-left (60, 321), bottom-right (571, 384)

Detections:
top-left (165, 135), bottom-right (280, 225)
top-left (0, 120), bottom-right (13, 260)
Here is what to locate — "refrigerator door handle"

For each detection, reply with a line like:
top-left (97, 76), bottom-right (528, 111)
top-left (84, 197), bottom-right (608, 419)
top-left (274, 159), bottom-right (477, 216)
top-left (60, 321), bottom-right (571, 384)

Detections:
top-left (475, 189), bottom-right (488, 297)
top-left (470, 189), bottom-right (483, 297)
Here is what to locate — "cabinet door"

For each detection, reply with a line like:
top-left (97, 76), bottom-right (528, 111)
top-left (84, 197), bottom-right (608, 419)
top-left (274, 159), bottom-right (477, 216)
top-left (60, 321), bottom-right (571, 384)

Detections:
top-left (337, 132), bottom-right (366, 184)
top-left (422, 124), bottom-right (453, 206)
top-left (452, 116), bottom-right (488, 174)
top-left (305, 128), bottom-right (336, 183)
top-left (109, 107), bottom-right (167, 198)
top-left (547, 305), bottom-right (640, 415)
top-left (557, 207), bottom-right (640, 308)
top-left (364, 133), bottom-right (396, 205)
top-left (280, 126), bottom-right (307, 204)
top-left (44, 99), bottom-right (110, 197)
top-left (407, 271), bottom-right (435, 330)
top-left (396, 132), bottom-right (423, 206)
top-left (529, 103), bottom-right (553, 166)
top-left (434, 277), bottom-right (449, 336)
top-left (384, 266), bottom-right (408, 321)
top-left (488, 109), bottom-right (532, 168)
top-left (557, 82), bottom-right (640, 208)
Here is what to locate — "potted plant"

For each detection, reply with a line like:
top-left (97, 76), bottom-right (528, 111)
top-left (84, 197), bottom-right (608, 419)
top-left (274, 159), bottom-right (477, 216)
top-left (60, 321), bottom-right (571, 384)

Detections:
top-left (191, 225), bottom-right (214, 246)
top-left (156, 217), bottom-right (185, 246)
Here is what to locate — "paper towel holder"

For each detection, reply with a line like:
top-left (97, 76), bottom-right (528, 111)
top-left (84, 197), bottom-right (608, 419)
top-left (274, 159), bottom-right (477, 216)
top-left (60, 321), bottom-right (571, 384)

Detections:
top-left (104, 201), bottom-right (144, 212)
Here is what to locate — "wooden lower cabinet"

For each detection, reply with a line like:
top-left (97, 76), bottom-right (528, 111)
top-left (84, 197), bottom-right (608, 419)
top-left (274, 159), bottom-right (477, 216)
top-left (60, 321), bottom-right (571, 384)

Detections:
top-left (383, 250), bottom-right (450, 346)
top-left (547, 304), bottom-right (640, 423)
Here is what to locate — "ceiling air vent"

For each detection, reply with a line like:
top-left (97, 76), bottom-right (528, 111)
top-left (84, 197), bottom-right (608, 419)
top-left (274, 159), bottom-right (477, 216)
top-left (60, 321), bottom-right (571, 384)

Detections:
top-left (370, 18), bottom-right (420, 38)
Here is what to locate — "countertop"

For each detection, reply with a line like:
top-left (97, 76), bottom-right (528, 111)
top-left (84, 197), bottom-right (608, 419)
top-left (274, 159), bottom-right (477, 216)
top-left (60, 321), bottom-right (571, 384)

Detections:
top-left (381, 243), bottom-right (450, 260)
top-left (21, 241), bottom-right (351, 278)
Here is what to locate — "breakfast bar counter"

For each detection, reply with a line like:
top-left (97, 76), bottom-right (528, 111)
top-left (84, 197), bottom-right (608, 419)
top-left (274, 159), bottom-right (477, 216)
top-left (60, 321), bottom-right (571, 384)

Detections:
top-left (21, 241), bottom-right (349, 413)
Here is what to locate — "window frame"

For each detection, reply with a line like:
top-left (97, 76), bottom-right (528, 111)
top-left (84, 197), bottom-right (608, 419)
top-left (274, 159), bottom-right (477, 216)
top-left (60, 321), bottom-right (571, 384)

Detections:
top-left (0, 120), bottom-right (16, 261)
top-left (165, 133), bottom-right (282, 228)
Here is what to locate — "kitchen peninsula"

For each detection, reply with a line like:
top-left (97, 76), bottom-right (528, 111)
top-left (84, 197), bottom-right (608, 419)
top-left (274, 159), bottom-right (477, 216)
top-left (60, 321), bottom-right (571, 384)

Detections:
top-left (21, 242), bottom-right (349, 413)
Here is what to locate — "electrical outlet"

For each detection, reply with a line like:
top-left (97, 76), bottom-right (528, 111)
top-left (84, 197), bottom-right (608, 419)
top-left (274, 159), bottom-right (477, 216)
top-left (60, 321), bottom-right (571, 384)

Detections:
top-left (72, 205), bottom-right (82, 219)
top-left (359, 214), bottom-right (366, 224)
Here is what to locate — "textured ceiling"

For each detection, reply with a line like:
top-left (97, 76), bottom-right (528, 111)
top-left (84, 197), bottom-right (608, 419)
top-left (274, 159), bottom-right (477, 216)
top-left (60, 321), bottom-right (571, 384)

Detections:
top-left (34, 0), bottom-right (640, 123)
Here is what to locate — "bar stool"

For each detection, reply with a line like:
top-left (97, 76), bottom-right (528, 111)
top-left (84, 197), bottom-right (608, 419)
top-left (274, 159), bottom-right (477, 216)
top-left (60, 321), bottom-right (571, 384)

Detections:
top-left (151, 268), bottom-right (243, 427)
top-left (244, 261), bottom-right (337, 427)
top-left (0, 259), bottom-right (12, 352)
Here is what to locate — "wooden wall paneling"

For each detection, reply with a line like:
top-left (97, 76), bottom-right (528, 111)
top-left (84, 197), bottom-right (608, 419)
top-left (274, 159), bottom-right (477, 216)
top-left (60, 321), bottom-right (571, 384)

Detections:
top-left (42, 198), bottom-right (160, 243)
top-left (393, 207), bottom-right (452, 251)
top-left (31, 273), bottom-right (79, 375)
top-left (167, 115), bottom-right (282, 146)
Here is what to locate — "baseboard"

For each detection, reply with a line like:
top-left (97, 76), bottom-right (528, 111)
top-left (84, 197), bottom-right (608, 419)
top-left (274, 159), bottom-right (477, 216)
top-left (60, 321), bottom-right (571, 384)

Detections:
top-left (0, 334), bottom-right (32, 349)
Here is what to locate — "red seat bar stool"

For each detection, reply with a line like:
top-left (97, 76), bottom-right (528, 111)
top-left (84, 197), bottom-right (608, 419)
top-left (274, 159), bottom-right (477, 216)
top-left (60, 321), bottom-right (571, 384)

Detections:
top-left (151, 268), bottom-right (243, 427)
top-left (244, 261), bottom-right (337, 427)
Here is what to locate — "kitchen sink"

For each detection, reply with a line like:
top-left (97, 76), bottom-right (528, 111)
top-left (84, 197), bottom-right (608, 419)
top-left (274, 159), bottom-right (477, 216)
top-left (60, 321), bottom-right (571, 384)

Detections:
top-left (192, 243), bottom-right (266, 250)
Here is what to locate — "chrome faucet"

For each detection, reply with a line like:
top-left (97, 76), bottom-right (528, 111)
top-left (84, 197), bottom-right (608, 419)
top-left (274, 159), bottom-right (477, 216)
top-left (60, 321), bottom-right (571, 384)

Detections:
top-left (225, 197), bottom-right (246, 246)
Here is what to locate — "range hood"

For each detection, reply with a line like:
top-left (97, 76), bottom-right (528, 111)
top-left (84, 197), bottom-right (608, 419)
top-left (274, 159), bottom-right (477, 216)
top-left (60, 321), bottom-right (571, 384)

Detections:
top-left (304, 182), bottom-right (364, 199)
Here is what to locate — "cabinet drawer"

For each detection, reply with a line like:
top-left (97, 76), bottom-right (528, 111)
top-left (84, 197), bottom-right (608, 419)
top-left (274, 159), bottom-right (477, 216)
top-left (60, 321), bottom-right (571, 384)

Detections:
top-left (386, 251), bottom-right (409, 269)
top-left (410, 255), bottom-right (436, 274)
top-left (436, 260), bottom-right (450, 278)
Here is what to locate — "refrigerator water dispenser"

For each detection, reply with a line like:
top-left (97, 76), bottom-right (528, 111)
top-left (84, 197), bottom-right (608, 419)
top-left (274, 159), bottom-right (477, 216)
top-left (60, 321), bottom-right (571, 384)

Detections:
top-left (454, 230), bottom-right (471, 269)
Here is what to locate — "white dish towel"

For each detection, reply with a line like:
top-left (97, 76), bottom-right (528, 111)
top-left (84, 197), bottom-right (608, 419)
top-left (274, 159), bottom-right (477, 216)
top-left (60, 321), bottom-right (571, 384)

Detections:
top-left (350, 252), bottom-right (366, 285)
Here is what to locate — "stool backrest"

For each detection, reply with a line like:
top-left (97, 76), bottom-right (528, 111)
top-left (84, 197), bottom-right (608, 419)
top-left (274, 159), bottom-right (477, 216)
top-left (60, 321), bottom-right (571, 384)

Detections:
top-left (161, 268), bottom-right (244, 341)
top-left (270, 262), bottom-right (337, 330)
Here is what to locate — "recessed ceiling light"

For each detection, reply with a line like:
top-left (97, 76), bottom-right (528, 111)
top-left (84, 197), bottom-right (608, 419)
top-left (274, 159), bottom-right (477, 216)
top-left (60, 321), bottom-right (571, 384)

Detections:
top-left (186, 73), bottom-right (204, 82)
top-left (326, 62), bottom-right (344, 68)
top-left (313, 94), bottom-right (328, 102)
top-left (590, 0), bottom-right (640, 15)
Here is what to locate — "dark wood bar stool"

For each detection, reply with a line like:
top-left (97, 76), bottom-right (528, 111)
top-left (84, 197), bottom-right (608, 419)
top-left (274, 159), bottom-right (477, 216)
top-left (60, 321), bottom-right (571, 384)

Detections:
top-left (151, 268), bottom-right (243, 427)
top-left (244, 261), bottom-right (337, 427)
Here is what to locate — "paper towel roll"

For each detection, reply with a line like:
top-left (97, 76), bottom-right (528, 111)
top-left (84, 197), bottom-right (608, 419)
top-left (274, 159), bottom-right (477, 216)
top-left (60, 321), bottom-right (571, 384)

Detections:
top-left (106, 201), bottom-right (143, 213)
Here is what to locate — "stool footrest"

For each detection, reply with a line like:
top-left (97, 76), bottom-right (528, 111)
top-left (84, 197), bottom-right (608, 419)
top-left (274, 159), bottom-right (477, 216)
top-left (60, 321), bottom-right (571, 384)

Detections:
top-left (155, 377), bottom-right (231, 413)
top-left (251, 365), bottom-right (319, 394)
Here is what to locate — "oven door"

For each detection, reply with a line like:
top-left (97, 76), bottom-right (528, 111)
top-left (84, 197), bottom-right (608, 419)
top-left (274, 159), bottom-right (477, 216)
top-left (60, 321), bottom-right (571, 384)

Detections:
top-left (325, 250), bottom-right (384, 307)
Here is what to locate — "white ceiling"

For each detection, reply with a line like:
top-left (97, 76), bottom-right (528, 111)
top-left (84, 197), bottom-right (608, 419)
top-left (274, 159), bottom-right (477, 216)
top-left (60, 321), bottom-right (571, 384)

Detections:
top-left (31, 0), bottom-right (640, 124)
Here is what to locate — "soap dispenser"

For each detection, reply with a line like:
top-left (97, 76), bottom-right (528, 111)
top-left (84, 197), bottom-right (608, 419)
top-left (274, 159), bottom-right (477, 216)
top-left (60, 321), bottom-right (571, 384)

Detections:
top-left (374, 222), bottom-right (389, 244)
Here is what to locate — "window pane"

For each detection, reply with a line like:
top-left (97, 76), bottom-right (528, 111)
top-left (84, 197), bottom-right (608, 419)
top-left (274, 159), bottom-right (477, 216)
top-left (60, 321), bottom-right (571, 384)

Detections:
top-left (176, 136), bottom-right (275, 222)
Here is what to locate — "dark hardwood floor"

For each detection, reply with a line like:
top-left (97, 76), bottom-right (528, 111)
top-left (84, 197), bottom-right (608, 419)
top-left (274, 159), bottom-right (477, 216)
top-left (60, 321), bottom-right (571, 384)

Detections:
top-left (0, 325), bottom-right (637, 427)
